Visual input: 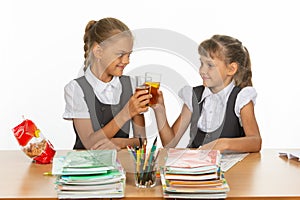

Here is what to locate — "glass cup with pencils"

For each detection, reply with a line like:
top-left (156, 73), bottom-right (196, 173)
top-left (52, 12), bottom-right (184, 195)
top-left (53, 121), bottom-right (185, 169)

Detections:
top-left (145, 72), bottom-right (161, 106)
top-left (130, 137), bottom-right (158, 188)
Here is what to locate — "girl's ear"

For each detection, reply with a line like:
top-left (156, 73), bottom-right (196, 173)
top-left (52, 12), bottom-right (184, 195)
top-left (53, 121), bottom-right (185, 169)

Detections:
top-left (227, 62), bottom-right (238, 76)
top-left (92, 43), bottom-right (103, 59)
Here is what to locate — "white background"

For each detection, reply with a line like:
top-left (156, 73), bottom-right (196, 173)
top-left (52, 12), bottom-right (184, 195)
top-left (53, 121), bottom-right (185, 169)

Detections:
top-left (1, 0), bottom-right (299, 150)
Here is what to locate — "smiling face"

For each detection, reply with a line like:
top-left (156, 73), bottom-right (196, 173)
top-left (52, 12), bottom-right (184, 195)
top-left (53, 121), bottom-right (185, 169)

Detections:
top-left (101, 36), bottom-right (133, 81)
top-left (91, 33), bottom-right (133, 82)
top-left (199, 55), bottom-right (232, 93)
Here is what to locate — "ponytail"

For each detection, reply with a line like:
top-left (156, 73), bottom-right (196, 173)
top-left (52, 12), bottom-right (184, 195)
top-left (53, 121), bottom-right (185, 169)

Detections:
top-left (234, 47), bottom-right (252, 88)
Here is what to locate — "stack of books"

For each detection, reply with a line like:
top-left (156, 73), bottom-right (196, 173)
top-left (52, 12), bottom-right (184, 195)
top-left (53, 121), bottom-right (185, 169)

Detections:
top-left (160, 148), bottom-right (229, 199)
top-left (51, 150), bottom-right (125, 199)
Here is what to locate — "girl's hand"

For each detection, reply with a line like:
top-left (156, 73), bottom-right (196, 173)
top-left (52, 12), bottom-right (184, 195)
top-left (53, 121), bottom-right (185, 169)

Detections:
top-left (91, 137), bottom-right (121, 151)
top-left (199, 139), bottom-right (227, 153)
top-left (151, 90), bottom-right (165, 112)
top-left (125, 89), bottom-right (152, 117)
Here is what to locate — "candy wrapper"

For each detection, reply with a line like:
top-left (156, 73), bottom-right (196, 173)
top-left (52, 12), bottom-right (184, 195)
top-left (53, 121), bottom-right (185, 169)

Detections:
top-left (12, 119), bottom-right (56, 164)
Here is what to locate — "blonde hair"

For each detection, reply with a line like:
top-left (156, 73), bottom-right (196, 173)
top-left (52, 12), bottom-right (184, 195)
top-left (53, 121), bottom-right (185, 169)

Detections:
top-left (83, 17), bottom-right (131, 70)
top-left (198, 35), bottom-right (252, 88)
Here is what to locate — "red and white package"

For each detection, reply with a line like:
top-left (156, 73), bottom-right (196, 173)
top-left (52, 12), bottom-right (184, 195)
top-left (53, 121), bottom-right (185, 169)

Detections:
top-left (12, 119), bottom-right (56, 164)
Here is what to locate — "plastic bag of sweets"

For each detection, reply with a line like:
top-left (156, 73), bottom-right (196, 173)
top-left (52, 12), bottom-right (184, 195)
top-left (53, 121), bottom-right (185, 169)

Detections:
top-left (12, 119), bottom-right (56, 164)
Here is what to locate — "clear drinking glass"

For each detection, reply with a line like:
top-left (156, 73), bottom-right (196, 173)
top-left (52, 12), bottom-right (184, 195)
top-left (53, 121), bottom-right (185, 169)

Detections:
top-left (135, 75), bottom-right (151, 109)
top-left (145, 72), bottom-right (161, 106)
top-left (135, 76), bottom-right (151, 94)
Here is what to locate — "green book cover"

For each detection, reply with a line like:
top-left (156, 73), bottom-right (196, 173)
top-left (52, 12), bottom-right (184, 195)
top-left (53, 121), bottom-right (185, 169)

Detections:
top-left (60, 169), bottom-right (123, 181)
top-left (52, 150), bottom-right (118, 175)
top-left (63, 150), bottom-right (117, 168)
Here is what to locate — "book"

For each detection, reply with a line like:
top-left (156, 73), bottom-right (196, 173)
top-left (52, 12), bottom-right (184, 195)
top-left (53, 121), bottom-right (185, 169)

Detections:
top-left (165, 148), bottom-right (221, 168)
top-left (168, 179), bottom-right (223, 187)
top-left (57, 182), bottom-right (123, 191)
top-left (57, 169), bottom-right (124, 185)
top-left (161, 168), bottom-right (229, 198)
top-left (52, 150), bottom-right (125, 199)
top-left (164, 172), bottom-right (219, 181)
top-left (63, 150), bottom-right (117, 168)
top-left (161, 149), bottom-right (229, 199)
top-left (52, 150), bottom-right (117, 176)
top-left (56, 188), bottom-right (125, 199)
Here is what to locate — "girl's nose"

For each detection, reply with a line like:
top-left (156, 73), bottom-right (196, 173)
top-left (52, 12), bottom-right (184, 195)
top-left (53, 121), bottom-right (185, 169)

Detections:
top-left (121, 54), bottom-right (130, 64)
top-left (199, 66), bottom-right (206, 75)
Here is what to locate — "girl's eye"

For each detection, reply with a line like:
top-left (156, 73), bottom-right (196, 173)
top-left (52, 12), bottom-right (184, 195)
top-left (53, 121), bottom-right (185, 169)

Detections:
top-left (201, 62), bottom-right (214, 68)
top-left (208, 63), bottom-right (214, 68)
top-left (117, 52), bottom-right (131, 58)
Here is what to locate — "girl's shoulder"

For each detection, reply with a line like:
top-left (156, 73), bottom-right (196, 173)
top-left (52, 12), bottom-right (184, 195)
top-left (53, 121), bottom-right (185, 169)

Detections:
top-left (238, 86), bottom-right (257, 100)
top-left (64, 79), bottom-right (83, 96)
top-left (235, 86), bottom-right (257, 116)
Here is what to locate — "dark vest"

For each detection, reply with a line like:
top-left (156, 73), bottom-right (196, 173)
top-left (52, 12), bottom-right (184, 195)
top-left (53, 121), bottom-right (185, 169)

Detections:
top-left (73, 75), bottom-right (133, 149)
top-left (188, 85), bottom-right (245, 148)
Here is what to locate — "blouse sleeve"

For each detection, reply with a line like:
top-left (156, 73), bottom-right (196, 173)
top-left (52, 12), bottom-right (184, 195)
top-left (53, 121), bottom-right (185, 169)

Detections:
top-left (235, 86), bottom-right (257, 118)
top-left (178, 85), bottom-right (193, 112)
top-left (62, 80), bottom-right (90, 120)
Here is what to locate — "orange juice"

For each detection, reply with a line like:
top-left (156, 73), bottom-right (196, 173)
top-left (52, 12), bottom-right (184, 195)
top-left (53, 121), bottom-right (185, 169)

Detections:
top-left (145, 81), bottom-right (160, 106)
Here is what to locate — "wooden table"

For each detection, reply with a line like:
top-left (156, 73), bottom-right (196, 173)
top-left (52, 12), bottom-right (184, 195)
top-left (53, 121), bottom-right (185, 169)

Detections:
top-left (0, 149), bottom-right (299, 199)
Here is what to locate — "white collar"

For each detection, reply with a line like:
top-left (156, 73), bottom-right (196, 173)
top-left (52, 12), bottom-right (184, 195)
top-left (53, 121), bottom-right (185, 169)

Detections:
top-left (85, 67), bottom-right (121, 93)
top-left (200, 81), bottom-right (235, 103)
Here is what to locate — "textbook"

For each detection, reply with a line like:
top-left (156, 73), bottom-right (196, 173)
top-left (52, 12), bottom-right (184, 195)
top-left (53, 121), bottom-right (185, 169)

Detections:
top-left (165, 148), bottom-right (221, 168)
top-left (63, 149), bottom-right (117, 168)
top-left (161, 149), bottom-right (229, 199)
top-left (52, 150), bottom-right (125, 199)
top-left (52, 150), bottom-right (117, 175)
top-left (164, 172), bottom-right (219, 181)
top-left (161, 171), bottom-right (229, 193)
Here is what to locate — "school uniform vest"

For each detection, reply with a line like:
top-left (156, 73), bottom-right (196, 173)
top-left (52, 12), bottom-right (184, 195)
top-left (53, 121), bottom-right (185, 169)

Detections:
top-left (73, 75), bottom-right (133, 149)
top-left (188, 85), bottom-right (245, 148)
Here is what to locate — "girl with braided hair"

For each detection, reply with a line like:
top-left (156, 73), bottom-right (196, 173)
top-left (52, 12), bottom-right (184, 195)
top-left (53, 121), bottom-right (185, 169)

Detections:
top-left (63, 17), bottom-right (151, 150)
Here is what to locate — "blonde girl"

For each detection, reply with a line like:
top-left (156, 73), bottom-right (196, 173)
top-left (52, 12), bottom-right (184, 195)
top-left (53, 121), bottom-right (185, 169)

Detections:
top-left (63, 18), bottom-right (151, 150)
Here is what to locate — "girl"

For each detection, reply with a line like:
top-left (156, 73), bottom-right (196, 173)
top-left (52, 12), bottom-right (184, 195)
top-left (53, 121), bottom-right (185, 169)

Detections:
top-left (153, 35), bottom-right (261, 153)
top-left (63, 17), bottom-right (151, 150)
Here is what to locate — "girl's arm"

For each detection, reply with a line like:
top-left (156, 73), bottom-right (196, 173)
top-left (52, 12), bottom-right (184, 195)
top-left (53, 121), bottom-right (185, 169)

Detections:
top-left (73, 118), bottom-right (120, 150)
top-left (153, 90), bottom-right (192, 147)
top-left (73, 90), bottom-right (151, 150)
top-left (201, 101), bottom-right (261, 153)
top-left (110, 113), bottom-right (146, 149)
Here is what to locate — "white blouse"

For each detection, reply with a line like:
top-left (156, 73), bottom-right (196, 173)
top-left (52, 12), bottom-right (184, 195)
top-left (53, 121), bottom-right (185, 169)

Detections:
top-left (63, 67), bottom-right (134, 119)
top-left (178, 81), bottom-right (257, 132)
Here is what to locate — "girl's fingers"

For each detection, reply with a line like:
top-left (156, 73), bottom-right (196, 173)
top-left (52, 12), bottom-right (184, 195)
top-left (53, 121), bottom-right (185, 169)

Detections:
top-left (134, 89), bottom-right (149, 98)
top-left (91, 138), bottom-right (108, 150)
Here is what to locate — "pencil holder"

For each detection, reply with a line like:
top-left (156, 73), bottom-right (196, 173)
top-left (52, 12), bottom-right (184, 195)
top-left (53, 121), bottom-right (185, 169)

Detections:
top-left (134, 162), bottom-right (157, 188)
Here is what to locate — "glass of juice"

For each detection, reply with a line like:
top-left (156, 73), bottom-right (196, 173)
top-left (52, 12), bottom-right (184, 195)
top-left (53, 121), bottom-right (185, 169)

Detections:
top-left (135, 76), bottom-right (151, 106)
top-left (145, 72), bottom-right (161, 106)
top-left (135, 75), bottom-right (151, 92)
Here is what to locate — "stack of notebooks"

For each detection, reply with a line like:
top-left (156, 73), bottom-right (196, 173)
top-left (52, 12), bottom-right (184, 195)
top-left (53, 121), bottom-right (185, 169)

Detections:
top-left (160, 148), bottom-right (230, 199)
top-left (51, 150), bottom-right (125, 199)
